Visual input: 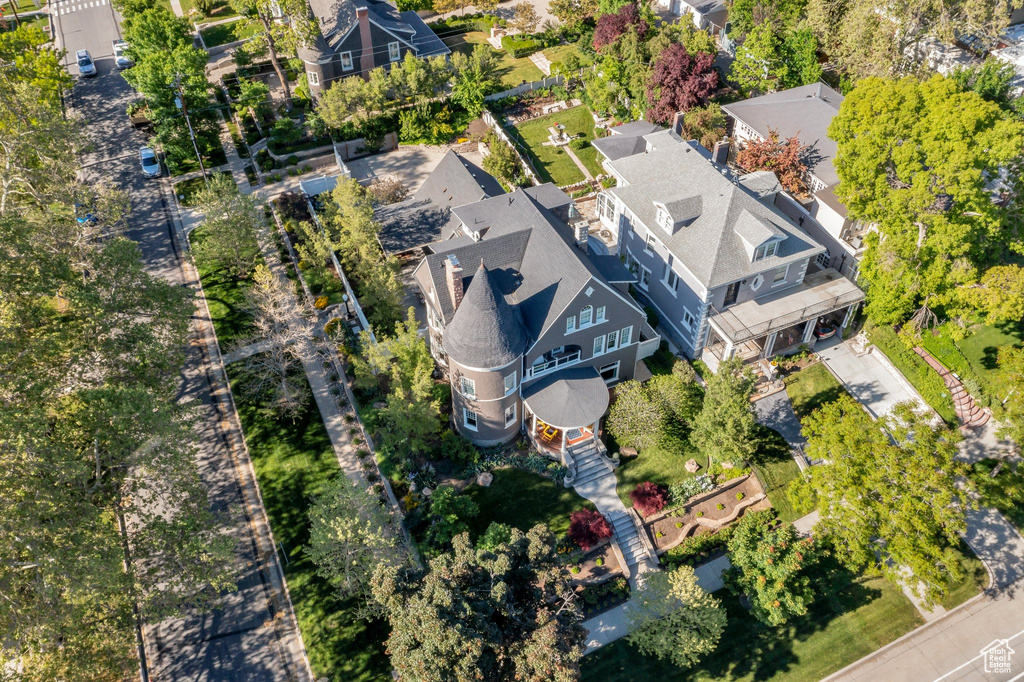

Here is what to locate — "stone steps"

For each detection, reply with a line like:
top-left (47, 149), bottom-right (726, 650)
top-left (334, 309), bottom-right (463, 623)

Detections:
top-left (608, 512), bottom-right (647, 567)
top-left (569, 442), bottom-right (613, 486)
top-left (913, 346), bottom-right (990, 427)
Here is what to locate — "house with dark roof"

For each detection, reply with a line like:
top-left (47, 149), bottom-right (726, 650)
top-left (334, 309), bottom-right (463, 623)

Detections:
top-left (374, 150), bottom-right (505, 256)
top-left (412, 185), bottom-right (659, 453)
top-left (298, 0), bottom-right (449, 98)
top-left (592, 121), bottom-right (665, 171)
top-left (598, 129), bottom-right (864, 371)
top-left (721, 83), bottom-right (867, 279)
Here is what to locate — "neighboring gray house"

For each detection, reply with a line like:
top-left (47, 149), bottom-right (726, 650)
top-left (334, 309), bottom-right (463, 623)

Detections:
top-left (654, 0), bottom-right (728, 36)
top-left (721, 83), bottom-right (867, 279)
top-left (592, 120), bottom-right (664, 172)
top-left (412, 186), bottom-right (659, 454)
top-left (598, 130), bottom-right (864, 372)
top-left (298, 0), bottom-right (449, 98)
top-left (374, 150), bottom-right (505, 256)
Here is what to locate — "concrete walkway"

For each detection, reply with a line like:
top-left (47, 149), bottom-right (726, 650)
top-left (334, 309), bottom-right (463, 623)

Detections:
top-left (221, 337), bottom-right (277, 365)
top-left (753, 389), bottom-right (805, 448)
top-left (582, 555), bottom-right (732, 653)
top-left (816, 336), bottom-right (924, 418)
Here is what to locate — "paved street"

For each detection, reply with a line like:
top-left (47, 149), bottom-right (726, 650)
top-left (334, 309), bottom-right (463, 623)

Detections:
top-left (56, 7), bottom-right (308, 681)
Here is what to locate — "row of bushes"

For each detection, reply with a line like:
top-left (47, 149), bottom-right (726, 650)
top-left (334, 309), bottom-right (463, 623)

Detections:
top-left (661, 527), bottom-right (734, 569)
top-left (428, 12), bottom-right (506, 36)
top-left (866, 321), bottom-right (958, 425)
top-left (578, 577), bottom-right (630, 618)
top-left (501, 35), bottom-right (544, 58)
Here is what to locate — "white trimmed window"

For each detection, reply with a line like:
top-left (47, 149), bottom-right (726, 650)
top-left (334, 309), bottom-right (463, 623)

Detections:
top-left (664, 267), bottom-right (679, 294)
top-left (340, 52), bottom-right (353, 71)
top-left (463, 408), bottom-right (478, 431)
top-left (620, 325), bottom-right (633, 345)
top-left (772, 265), bottom-right (789, 286)
top-left (606, 329), bottom-right (619, 352)
top-left (681, 308), bottom-right (696, 331)
top-left (656, 205), bottom-right (672, 231)
top-left (504, 403), bottom-right (517, 427)
top-left (593, 335), bottom-right (605, 356)
top-left (460, 376), bottom-right (476, 399)
top-left (307, 70), bottom-right (320, 86)
top-left (566, 316), bottom-right (576, 333)
top-left (596, 306), bottom-right (606, 323)
top-left (599, 362), bottom-right (620, 383)
top-left (580, 305), bottom-right (593, 326)
top-left (639, 265), bottom-right (652, 291)
top-left (754, 241), bottom-right (779, 261)
top-left (388, 41), bottom-right (400, 62)
top-left (504, 371), bottom-right (517, 395)
top-left (598, 192), bottom-right (615, 222)
top-left (645, 232), bottom-right (657, 254)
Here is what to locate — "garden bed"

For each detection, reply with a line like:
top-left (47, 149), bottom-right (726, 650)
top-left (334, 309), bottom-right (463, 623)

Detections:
top-left (576, 576), bottom-right (630, 619)
top-left (643, 475), bottom-right (768, 553)
top-left (508, 105), bottom-right (604, 186)
top-left (568, 541), bottom-right (623, 585)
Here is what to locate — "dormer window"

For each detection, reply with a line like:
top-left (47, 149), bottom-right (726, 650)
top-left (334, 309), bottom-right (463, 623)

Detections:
top-left (754, 241), bottom-right (779, 261)
top-left (656, 205), bottom-right (672, 232)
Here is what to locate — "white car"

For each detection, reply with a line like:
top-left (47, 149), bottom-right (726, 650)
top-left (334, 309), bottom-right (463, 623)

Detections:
top-left (76, 49), bottom-right (97, 78)
top-left (112, 40), bottom-right (132, 70)
top-left (139, 147), bottom-right (161, 178)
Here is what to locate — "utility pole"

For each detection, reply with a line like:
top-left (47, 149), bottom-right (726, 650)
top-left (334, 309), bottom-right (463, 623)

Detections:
top-left (2, 0), bottom-right (23, 28)
top-left (174, 73), bottom-right (208, 183)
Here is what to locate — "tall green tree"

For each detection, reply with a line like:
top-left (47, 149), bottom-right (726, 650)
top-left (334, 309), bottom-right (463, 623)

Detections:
top-left (791, 395), bottom-right (972, 605)
top-left (230, 0), bottom-right (316, 105)
top-left (549, 0), bottom-right (598, 29)
top-left (730, 23), bottom-right (788, 95)
top-left (726, 510), bottom-right (820, 625)
top-left (451, 44), bottom-right (501, 115)
top-left (728, 0), bottom-right (806, 36)
top-left (370, 527), bottom-right (586, 681)
top-left (191, 173), bottom-right (262, 277)
top-left (691, 357), bottom-right (758, 464)
top-left (829, 75), bottom-right (1024, 324)
top-left (627, 564), bottom-right (726, 668)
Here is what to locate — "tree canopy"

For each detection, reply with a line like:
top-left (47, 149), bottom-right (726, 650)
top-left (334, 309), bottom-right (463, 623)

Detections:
top-left (645, 43), bottom-right (718, 124)
top-left (691, 358), bottom-right (758, 464)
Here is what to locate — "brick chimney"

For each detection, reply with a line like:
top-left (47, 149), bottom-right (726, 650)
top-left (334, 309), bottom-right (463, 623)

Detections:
top-left (671, 111), bottom-right (685, 136)
top-left (356, 6), bottom-right (375, 75)
top-left (445, 255), bottom-right (464, 311)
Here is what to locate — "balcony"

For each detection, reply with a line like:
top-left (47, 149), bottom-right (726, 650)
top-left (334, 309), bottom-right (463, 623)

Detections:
top-left (526, 348), bottom-right (582, 380)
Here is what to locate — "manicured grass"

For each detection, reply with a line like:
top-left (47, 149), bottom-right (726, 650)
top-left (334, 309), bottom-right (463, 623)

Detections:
top-left (614, 442), bottom-right (702, 507)
top-left (543, 43), bottom-right (586, 72)
top-left (511, 106), bottom-right (602, 186)
top-left (183, 0), bottom-right (238, 19)
top-left (940, 542), bottom-right (989, 610)
top-left (972, 458), bottom-right (1024, 533)
top-left (191, 225), bottom-right (257, 348)
top-left (443, 31), bottom-right (544, 89)
top-left (465, 468), bottom-right (593, 538)
top-left (200, 18), bottom-right (258, 48)
top-left (0, 13), bottom-right (46, 33)
top-left (783, 362), bottom-right (848, 421)
top-left (866, 322), bottom-right (957, 425)
top-left (173, 171), bottom-right (235, 207)
top-left (751, 426), bottom-right (802, 525)
top-left (920, 318), bottom-right (1023, 407)
top-left (582, 558), bottom-right (923, 682)
top-left (229, 365), bottom-right (390, 681)
top-left (1, 0), bottom-right (47, 14)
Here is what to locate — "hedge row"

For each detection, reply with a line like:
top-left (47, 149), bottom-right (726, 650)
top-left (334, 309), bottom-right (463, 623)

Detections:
top-left (866, 322), bottom-right (958, 425)
top-left (501, 35), bottom-right (543, 58)
top-left (428, 13), bottom-right (505, 35)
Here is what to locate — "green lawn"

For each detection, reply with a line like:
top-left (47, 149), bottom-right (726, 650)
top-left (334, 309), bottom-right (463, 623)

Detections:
top-left (191, 225), bottom-right (256, 348)
top-left (783, 362), bottom-right (848, 421)
top-left (940, 542), bottom-right (989, 611)
top-left (972, 458), bottom-right (1024, 533)
top-left (443, 31), bottom-right (544, 88)
top-left (920, 319), bottom-right (1023, 407)
top-left (0, 13), bottom-right (46, 33)
top-left (751, 426), bottom-right (803, 525)
top-left (183, 0), bottom-right (238, 20)
top-left (1, 0), bottom-right (46, 13)
top-left (614, 441), bottom-right (702, 507)
top-left (511, 106), bottom-right (603, 186)
top-left (465, 468), bottom-right (593, 538)
top-left (583, 558), bottom-right (923, 682)
top-left (173, 171), bottom-right (235, 207)
top-left (229, 365), bottom-right (390, 681)
top-left (200, 18), bottom-right (258, 48)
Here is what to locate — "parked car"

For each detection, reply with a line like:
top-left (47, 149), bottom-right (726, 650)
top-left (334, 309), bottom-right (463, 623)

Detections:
top-left (139, 147), bottom-right (161, 178)
top-left (76, 49), bottom-right (97, 78)
top-left (112, 40), bottom-right (132, 70)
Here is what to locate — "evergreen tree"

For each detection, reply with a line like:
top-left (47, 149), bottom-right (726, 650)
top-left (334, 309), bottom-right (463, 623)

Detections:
top-left (691, 358), bottom-right (758, 464)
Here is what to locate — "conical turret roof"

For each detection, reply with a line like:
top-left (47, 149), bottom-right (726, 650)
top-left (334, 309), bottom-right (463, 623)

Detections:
top-left (443, 262), bottom-right (528, 369)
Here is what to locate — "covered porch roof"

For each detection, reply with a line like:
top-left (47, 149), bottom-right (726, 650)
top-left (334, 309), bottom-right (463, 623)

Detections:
top-left (522, 366), bottom-right (610, 430)
top-left (710, 269), bottom-right (864, 344)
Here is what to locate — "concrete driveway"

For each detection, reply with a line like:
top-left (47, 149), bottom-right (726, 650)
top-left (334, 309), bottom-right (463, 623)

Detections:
top-left (345, 146), bottom-right (449, 193)
top-left (816, 336), bottom-right (924, 418)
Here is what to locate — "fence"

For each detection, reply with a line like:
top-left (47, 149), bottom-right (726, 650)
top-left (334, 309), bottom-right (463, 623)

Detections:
top-left (480, 110), bottom-right (541, 187)
top-left (484, 74), bottom-right (565, 102)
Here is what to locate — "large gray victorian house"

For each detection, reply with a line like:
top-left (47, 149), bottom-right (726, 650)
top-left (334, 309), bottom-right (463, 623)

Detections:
top-left (412, 187), bottom-right (661, 453)
top-left (298, 0), bottom-right (449, 98)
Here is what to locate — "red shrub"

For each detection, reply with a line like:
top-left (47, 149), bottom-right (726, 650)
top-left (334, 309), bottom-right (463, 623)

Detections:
top-left (568, 509), bottom-right (613, 550)
top-left (630, 481), bottom-right (668, 517)
top-left (593, 3), bottom-right (649, 51)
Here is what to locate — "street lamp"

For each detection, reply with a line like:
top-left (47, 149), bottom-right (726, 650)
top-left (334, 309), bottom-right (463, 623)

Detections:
top-left (342, 293), bottom-right (352, 319)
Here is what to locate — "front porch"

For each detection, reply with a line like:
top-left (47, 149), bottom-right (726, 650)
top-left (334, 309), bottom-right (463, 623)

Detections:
top-left (521, 366), bottom-right (611, 462)
top-left (701, 269), bottom-right (865, 373)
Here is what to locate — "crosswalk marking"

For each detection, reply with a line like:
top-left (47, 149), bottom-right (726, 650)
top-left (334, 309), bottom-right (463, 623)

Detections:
top-left (56, 0), bottom-right (106, 14)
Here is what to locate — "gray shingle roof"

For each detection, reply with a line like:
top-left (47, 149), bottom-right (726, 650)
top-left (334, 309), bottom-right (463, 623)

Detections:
top-left (442, 262), bottom-right (529, 369)
top-left (401, 10), bottom-right (451, 57)
top-left (302, 0), bottom-right (449, 59)
top-left (609, 121), bottom-right (664, 137)
top-left (608, 138), bottom-right (824, 289)
top-left (522, 366), bottom-right (610, 428)
top-left (593, 121), bottom-right (665, 162)
top-left (588, 255), bottom-right (636, 283)
top-left (722, 83), bottom-right (844, 187)
top-left (375, 151), bottom-right (503, 254)
top-left (417, 187), bottom-right (641, 346)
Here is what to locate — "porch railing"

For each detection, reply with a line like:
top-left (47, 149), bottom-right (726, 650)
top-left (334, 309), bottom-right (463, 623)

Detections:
top-left (525, 350), bottom-right (582, 380)
top-left (637, 320), bottom-right (660, 359)
top-left (710, 289), bottom-right (864, 344)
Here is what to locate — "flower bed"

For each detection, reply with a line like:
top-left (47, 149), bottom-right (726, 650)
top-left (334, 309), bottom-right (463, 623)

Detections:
top-left (567, 542), bottom-right (622, 585)
top-left (644, 475), bottom-right (767, 553)
top-left (577, 576), bottom-right (630, 619)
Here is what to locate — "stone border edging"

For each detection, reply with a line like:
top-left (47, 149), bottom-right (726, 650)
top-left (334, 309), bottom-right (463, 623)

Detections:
top-left (654, 493), bottom-right (766, 556)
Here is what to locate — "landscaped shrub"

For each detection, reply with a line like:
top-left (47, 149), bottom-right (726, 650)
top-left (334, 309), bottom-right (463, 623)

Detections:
top-left (578, 577), bottom-right (630, 616)
top-left (716, 503), bottom-right (725, 510)
top-left (663, 528), bottom-right (733, 568)
top-left (569, 138), bottom-right (590, 151)
top-left (643, 305), bottom-right (660, 329)
top-left (669, 474), bottom-right (715, 504)
top-left (501, 35), bottom-right (543, 58)
top-left (736, 492), bottom-right (745, 500)
top-left (866, 322), bottom-right (957, 425)
top-left (286, 154), bottom-right (300, 166)
top-left (568, 509), bottom-right (613, 550)
top-left (630, 481), bottom-right (668, 517)
top-left (438, 430), bottom-right (479, 466)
